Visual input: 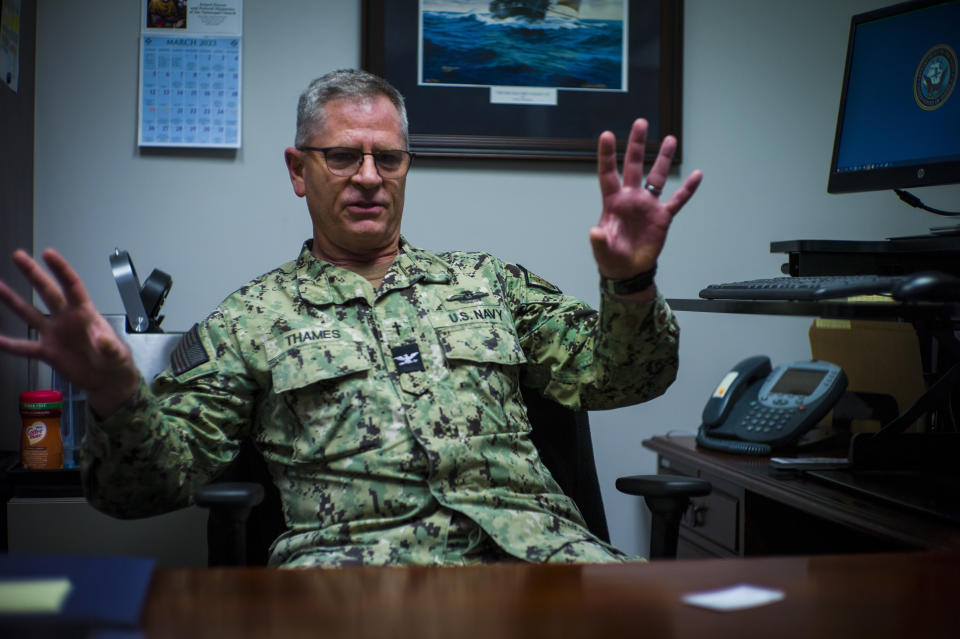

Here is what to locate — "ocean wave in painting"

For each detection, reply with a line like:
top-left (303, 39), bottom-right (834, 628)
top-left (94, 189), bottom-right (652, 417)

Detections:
top-left (421, 9), bottom-right (624, 90)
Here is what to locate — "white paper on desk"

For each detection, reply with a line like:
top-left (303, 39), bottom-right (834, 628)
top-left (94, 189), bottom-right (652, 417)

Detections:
top-left (682, 583), bottom-right (785, 612)
top-left (0, 577), bottom-right (73, 613)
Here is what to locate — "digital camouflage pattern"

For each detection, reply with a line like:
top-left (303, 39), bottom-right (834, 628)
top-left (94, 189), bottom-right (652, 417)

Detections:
top-left (82, 238), bottom-right (680, 566)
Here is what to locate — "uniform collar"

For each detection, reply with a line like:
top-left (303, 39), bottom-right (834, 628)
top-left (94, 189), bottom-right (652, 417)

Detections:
top-left (296, 237), bottom-right (453, 306)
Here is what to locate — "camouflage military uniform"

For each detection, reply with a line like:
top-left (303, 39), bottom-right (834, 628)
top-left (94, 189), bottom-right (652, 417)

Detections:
top-left (82, 238), bottom-right (679, 566)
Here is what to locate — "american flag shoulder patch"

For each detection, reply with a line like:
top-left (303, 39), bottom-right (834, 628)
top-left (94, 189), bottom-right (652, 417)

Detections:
top-left (171, 323), bottom-right (210, 376)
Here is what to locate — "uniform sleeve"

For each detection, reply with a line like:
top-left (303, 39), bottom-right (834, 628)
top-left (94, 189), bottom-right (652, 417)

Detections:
top-left (505, 263), bottom-right (679, 411)
top-left (81, 309), bottom-right (259, 519)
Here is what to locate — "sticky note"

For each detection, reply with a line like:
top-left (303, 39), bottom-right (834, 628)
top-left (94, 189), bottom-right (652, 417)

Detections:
top-left (0, 578), bottom-right (73, 614)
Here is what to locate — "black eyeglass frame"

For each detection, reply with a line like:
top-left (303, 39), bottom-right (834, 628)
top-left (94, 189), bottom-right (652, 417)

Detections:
top-left (296, 146), bottom-right (415, 178)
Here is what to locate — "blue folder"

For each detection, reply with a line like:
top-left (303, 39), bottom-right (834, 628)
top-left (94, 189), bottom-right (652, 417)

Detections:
top-left (0, 552), bottom-right (155, 636)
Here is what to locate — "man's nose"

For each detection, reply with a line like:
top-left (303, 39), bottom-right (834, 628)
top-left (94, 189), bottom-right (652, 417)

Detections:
top-left (352, 154), bottom-right (382, 186)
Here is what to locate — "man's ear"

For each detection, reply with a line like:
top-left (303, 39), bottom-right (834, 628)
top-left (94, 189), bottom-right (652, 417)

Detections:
top-left (284, 147), bottom-right (307, 198)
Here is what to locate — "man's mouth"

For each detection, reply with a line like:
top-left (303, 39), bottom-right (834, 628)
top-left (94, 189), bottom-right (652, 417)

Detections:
top-left (347, 200), bottom-right (384, 213)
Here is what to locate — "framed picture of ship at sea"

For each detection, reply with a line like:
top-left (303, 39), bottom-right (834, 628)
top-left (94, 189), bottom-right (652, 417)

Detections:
top-left (362, 0), bottom-right (683, 161)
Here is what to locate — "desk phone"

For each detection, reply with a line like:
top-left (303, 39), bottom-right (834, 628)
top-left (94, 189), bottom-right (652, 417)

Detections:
top-left (697, 356), bottom-right (847, 455)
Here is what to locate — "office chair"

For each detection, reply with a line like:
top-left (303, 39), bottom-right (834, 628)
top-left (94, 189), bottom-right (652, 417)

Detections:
top-left (196, 386), bottom-right (710, 565)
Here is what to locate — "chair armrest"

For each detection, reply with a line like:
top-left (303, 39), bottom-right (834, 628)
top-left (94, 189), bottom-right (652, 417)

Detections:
top-left (195, 482), bottom-right (265, 566)
top-left (195, 481), bottom-right (265, 514)
top-left (615, 474), bottom-right (711, 499)
top-left (616, 474), bottom-right (711, 559)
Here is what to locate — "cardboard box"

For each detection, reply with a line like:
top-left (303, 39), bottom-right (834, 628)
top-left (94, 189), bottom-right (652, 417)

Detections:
top-left (809, 319), bottom-right (925, 433)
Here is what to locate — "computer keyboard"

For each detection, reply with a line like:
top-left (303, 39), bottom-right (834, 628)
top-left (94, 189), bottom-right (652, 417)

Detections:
top-left (699, 274), bottom-right (913, 301)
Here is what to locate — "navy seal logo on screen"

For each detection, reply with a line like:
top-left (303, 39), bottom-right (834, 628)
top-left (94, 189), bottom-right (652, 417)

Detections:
top-left (914, 44), bottom-right (956, 110)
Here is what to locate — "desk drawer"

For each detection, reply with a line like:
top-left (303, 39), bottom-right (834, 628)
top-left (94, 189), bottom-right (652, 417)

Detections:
top-left (682, 489), bottom-right (740, 554)
top-left (658, 459), bottom-right (741, 556)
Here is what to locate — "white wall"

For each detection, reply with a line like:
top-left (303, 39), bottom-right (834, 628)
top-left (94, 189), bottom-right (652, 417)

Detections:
top-left (29, 0), bottom-right (959, 557)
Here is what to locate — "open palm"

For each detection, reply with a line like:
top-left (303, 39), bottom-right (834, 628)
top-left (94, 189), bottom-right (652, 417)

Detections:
top-left (589, 118), bottom-right (703, 282)
top-left (0, 249), bottom-right (140, 416)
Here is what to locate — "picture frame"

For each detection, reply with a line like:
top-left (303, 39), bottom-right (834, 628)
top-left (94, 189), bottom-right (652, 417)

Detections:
top-left (362, 0), bottom-right (683, 161)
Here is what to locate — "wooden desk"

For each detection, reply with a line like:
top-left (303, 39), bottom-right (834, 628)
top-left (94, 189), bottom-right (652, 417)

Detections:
top-left (141, 552), bottom-right (960, 638)
top-left (645, 435), bottom-right (960, 558)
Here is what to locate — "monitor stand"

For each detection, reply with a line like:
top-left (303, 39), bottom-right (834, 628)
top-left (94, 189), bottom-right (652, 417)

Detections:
top-left (888, 224), bottom-right (960, 242)
top-left (771, 237), bottom-right (960, 277)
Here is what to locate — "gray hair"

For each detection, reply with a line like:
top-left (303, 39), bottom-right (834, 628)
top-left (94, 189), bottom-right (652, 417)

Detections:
top-left (294, 69), bottom-right (409, 147)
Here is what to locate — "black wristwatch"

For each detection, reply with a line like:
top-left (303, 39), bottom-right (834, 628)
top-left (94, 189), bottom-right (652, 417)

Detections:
top-left (599, 263), bottom-right (657, 296)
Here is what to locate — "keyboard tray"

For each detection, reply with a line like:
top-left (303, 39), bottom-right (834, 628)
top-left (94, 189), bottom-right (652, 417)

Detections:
top-left (699, 275), bottom-right (911, 301)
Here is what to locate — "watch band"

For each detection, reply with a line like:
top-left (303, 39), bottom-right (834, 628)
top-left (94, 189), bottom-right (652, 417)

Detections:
top-left (600, 263), bottom-right (657, 296)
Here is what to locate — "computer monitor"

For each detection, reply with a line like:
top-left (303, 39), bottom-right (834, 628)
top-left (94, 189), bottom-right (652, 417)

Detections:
top-left (827, 0), bottom-right (960, 194)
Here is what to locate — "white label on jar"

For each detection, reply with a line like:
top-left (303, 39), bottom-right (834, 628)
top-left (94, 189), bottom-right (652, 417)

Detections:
top-left (26, 421), bottom-right (48, 445)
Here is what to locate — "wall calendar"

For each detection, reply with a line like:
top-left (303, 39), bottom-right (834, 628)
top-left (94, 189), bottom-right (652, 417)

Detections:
top-left (138, 0), bottom-right (243, 148)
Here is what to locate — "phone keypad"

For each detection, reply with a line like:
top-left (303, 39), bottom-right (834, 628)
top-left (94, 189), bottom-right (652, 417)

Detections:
top-left (738, 400), bottom-right (795, 434)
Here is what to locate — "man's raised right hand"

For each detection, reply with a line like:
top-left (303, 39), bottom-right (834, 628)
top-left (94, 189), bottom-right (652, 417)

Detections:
top-left (0, 249), bottom-right (140, 419)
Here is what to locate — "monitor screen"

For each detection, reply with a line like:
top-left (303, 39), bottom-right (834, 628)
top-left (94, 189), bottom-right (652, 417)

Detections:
top-left (827, 0), bottom-right (960, 194)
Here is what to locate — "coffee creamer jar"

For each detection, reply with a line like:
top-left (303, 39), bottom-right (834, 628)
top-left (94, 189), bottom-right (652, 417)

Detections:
top-left (20, 390), bottom-right (64, 469)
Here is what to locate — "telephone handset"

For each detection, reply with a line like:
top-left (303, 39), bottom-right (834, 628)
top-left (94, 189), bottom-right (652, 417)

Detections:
top-left (697, 356), bottom-right (847, 455)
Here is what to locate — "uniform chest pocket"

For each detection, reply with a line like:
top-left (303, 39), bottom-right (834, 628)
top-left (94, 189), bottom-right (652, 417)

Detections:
top-left (437, 322), bottom-right (527, 366)
top-left (435, 322), bottom-right (527, 422)
top-left (268, 340), bottom-right (377, 463)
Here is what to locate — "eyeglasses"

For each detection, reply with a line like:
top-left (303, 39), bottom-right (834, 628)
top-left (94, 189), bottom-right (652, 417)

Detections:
top-left (297, 146), bottom-right (415, 179)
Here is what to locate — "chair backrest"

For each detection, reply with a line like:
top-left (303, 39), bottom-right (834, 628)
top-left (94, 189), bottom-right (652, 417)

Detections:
top-left (521, 385), bottom-right (610, 543)
top-left (204, 386), bottom-right (610, 564)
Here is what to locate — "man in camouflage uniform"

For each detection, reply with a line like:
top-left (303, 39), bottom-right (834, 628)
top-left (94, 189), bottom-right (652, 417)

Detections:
top-left (0, 70), bottom-right (703, 566)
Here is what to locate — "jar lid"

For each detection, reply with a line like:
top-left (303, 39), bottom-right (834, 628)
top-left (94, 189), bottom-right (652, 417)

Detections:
top-left (20, 390), bottom-right (63, 409)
